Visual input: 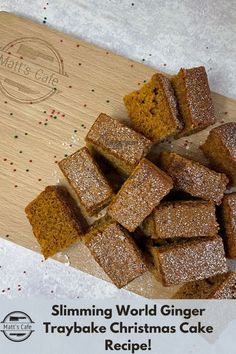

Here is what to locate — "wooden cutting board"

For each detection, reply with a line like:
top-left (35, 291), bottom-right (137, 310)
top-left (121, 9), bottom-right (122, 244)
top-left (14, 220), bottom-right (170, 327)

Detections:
top-left (0, 12), bottom-right (235, 299)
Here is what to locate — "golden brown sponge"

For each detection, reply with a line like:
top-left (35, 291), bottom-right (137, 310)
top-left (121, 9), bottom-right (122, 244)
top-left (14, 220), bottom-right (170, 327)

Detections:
top-left (124, 73), bottom-right (183, 142)
top-left (25, 186), bottom-right (86, 259)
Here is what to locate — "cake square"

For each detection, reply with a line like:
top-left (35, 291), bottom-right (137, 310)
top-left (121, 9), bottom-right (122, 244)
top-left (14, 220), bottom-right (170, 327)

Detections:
top-left (221, 193), bottom-right (236, 259)
top-left (201, 122), bottom-right (236, 186)
top-left (59, 147), bottom-right (114, 216)
top-left (107, 158), bottom-right (173, 232)
top-left (123, 73), bottom-right (183, 142)
top-left (159, 152), bottom-right (228, 205)
top-left (150, 237), bottom-right (228, 286)
top-left (173, 272), bottom-right (236, 299)
top-left (84, 219), bottom-right (147, 288)
top-left (143, 200), bottom-right (219, 239)
top-left (85, 113), bottom-right (152, 175)
top-left (25, 186), bottom-right (86, 259)
top-left (171, 66), bottom-right (216, 137)
top-left (209, 271), bottom-right (236, 299)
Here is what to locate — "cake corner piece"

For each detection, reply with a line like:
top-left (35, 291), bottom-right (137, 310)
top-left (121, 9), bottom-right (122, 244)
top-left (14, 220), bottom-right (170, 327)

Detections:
top-left (171, 66), bottom-right (216, 137)
top-left (58, 146), bottom-right (114, 216)
top-left (25, 185), bottom-right (86, 259)
top-left (123, 73), bottom-right (183, 142)
top-left (201, 122), bottom-right (236, 186)
top-left (221, 192), bottom-right (236, 259)
top-left (107, 158), bottom-right (173, 232)
top-left (150, 236), bottom-right (228, 287)
top-left (84, 218), bottom-right (147, 288)
top-left (159, 151), bottom-right (229, 205)
top-left (85, 113), bottom-right (152, 175)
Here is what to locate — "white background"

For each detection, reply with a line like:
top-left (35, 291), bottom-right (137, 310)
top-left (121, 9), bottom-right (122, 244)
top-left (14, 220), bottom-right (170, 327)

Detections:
top-left (0, 0), bottom-right (235, 299)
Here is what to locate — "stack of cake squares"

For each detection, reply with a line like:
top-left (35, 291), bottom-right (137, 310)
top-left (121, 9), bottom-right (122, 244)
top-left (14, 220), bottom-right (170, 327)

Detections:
top-left (25, 66), bottom-right (236, 298)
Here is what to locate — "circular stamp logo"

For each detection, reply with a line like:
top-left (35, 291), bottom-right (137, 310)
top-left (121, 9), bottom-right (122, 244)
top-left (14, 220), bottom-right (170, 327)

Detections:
top-left (1, 311), bottom-right (34, 342)
top-left (0, 37), bottom-right (65, 104)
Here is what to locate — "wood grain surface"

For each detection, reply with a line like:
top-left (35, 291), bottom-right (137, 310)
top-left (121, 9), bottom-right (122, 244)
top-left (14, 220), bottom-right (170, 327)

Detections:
top-left (0, 12), bottom-right (235, 298)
